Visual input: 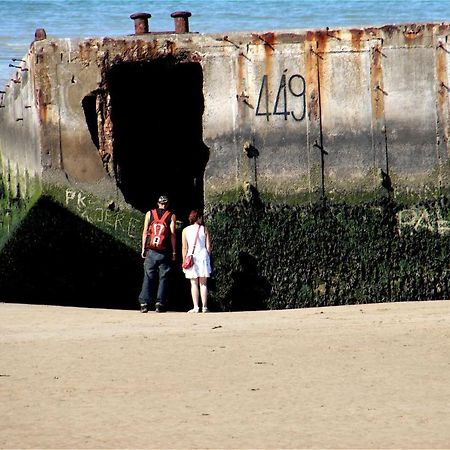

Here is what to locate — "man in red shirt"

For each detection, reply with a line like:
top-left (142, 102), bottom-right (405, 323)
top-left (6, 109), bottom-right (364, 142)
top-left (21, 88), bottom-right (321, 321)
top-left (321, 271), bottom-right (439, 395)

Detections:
top-left (138, 195), bottom-right (176, 313)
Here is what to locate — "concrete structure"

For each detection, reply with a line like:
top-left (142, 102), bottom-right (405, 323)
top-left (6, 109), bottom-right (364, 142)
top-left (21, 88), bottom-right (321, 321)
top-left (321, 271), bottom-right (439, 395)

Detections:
top-left (2, 16), bottom-right (450, 309)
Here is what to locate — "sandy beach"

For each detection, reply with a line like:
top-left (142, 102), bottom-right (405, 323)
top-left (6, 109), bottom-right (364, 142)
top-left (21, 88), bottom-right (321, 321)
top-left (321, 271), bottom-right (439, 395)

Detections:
top-left (1, 300), bottom-right (450, 449)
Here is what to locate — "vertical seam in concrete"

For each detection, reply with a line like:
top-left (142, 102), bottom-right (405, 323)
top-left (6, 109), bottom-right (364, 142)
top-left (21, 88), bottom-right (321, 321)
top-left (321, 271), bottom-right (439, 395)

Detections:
top-left (316, 47), bottom-right (325, 200)
top-left (434, 34), bottom-right (450, 191)
top-left (369, 39), bottom-right (388, 183)
top-left (33, 46), bottom-right (53, 170)
top-left (245, 49), bottom-right (258, 189)
top-left (236, 50), bottom-right (250, 187)
top-left (229, 54), bottom-right (240, 186)
top-left (305, 35), bottom-right (323, 203)
top-left (55, 64), bottom-right (64, 171)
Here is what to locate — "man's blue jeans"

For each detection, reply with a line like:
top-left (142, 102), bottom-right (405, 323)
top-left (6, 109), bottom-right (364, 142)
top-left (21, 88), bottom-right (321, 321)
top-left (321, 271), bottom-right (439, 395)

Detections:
top-left (139, 250), bottom-right (171, 306)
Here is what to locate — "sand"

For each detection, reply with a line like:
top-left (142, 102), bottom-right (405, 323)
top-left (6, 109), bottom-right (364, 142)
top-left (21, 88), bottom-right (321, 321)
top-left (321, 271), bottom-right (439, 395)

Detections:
top-left (1, 300), bottom-right (450, 449)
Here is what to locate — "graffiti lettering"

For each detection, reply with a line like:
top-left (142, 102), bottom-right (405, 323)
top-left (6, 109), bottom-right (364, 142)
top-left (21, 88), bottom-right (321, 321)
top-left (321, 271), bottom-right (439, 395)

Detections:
top-left (397, 207), bottom-right (450, 235)
top-left (256, 72), bottom-right (306, 122)
top-left (77, 192), bottom-right (86, 208)
top-left (127, 218), bottom-right (140, 238)
top-left (114, 215), bottom-right (124, 232)
top-left (65, 189), bottom-right (76, 205)
top-left (65, 189), bottom-right (88, 210)
top-left (104, 209), bottom-right (113, 227)
top-left (64, 189), bottom-right (140, 238)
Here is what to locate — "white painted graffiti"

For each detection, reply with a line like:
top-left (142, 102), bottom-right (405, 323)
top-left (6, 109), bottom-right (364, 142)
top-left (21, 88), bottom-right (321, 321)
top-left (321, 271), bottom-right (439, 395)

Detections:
top-left (65, 189), bottom-right (140, 238)
top-left (65, 189), bottom-right (87, 209)
top-left (397, 207), bottom-right (450, 235)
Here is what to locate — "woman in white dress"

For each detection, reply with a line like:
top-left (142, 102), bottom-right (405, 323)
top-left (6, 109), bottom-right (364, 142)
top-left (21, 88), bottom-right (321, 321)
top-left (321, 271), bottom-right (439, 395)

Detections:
top-left (182, 210), bottom-right (212, 313)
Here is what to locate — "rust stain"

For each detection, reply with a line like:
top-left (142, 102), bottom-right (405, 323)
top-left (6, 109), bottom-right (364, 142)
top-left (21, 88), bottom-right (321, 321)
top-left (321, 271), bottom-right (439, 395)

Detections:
top-left (370, 43), bottom-right (385, 121)
top-left (106, 39), bottom-right (160, 67)
top-left (190, 51), bottom-right (202, 63)
top-left (261, 32), bottom-right (275, 47)
top-left (306, 30), bottom-right (315, 42)
top-left (264, 33), bottom-right (275, 78)
top-left (314, 31), bottom-right (328, 105)
top-left (436, 43), bottom-right (447, 110)
top-left (236, 52), bottom-right (252, 116)
top-left (97, 92), bottom-right (114, 172)
top-left (436, 23), bottom-right (450, 34)
top-left (425, 23), bottom-right (437, 34)
top-left (305, 32), bottom-right (321, 121)
top-left (350, 29), bottom-right (364, 51)
top-left (32, 50), bottom-right (53, 125)
top-left (164, 40), bottom-right (177, 55)
top-left (436, 40), bottom-right (449, 152)
top-left (237, 51), bottom-right (245, 94)
top-left (380, 24), bottom-right (399, 38)
top-left (314, 30), bottom-right (328, 53)
top-left (264, 33), bottom-right (274, 77)
top-left (251, 31), bottom-right (276, 49)
top-left (365, 27), bottom-right (381, 37)
top-left (403, 24), bottom-right (424, 45)
top-left (78, 40), bottom-right (98, 67)
top-left (304, 31), bottom-right (328, 117)
top-left (251, 32), bottom-right (276, 81)
top-left (35, 88), bottom-right (48, 123)
top-left (97, 38), bottom-right (161, 66)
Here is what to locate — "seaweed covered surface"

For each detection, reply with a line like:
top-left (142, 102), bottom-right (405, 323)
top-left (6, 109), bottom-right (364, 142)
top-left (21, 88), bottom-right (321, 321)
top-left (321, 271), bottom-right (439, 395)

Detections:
top-left (3, 161), bottom-right (450, 311)
top-left (207, 195), bottom-right (450, 311)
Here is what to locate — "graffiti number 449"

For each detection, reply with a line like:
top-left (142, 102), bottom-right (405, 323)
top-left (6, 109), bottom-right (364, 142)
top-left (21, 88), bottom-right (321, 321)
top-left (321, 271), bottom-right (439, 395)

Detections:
top-left (256, 73), bottom-right (306, 122)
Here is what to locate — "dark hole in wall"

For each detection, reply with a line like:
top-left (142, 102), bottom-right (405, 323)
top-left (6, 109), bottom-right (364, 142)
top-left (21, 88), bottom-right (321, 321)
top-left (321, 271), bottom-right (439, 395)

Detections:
top-left (82, 94), bottom-right (100, 150)
top-left (105, 57), bottom-right (209, 311)
top-left (106, 57), bottom-right (209, 218)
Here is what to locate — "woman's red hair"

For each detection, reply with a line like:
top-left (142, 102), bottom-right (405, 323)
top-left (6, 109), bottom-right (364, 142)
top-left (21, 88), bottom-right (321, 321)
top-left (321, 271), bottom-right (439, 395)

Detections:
top-left (188, 209), bottom-right (203, 225)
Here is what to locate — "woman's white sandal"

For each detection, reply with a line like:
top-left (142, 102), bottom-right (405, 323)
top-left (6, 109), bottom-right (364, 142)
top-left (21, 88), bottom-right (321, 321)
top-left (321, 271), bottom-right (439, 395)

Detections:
top-left (188, 307), bottom-right (200, 313)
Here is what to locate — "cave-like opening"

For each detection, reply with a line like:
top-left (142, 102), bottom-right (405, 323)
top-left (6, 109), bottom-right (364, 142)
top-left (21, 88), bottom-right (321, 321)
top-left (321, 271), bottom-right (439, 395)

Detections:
top-left (106, 58), bottom-right (209, 220)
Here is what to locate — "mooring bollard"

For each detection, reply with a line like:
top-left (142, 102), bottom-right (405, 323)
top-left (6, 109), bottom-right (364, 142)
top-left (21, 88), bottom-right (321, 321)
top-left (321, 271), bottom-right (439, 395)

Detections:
top-left (130, 12), bottom-right (152, 35)
top-left (170, 11), bottom-right (192, 33)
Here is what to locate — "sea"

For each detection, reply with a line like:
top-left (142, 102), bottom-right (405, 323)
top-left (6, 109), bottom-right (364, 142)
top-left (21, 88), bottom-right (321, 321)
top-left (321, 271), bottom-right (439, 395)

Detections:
top-left (1, 0), bottom-right (450, 89)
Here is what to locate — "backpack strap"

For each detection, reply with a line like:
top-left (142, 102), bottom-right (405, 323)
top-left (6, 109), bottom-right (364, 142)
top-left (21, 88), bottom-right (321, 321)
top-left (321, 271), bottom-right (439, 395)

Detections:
top-left (160, 210), bottom-right (171, 223)
top-left (150, 209), bottom-right (171, 223)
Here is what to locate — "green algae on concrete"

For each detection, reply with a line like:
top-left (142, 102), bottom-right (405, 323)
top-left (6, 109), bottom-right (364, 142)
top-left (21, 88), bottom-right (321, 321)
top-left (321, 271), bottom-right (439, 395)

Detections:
top-left (207, 192), bottom-right (450, 312)
top-left (0, 164), bottom-right (146, 309)
top-left (43, 182), bottom-right (143, 251)
top-left (0, 161), bottom-right (42, 250)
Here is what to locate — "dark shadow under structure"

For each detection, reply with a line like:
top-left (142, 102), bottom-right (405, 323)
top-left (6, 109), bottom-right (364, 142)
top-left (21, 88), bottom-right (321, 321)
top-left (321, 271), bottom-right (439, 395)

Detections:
top-left (0, 197), bottom-right (142, 309)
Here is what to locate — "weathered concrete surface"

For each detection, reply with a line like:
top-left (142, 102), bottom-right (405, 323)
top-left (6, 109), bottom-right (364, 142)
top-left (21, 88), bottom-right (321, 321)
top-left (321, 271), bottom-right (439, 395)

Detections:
top-left (2, 23), bottom-right (450, 204)
top-left (2, 22), bottom-right (450, 308)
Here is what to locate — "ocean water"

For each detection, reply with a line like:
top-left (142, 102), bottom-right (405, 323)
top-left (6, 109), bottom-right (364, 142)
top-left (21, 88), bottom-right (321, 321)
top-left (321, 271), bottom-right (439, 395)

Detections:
top-left (0, 0), bottom-right (449, 88)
